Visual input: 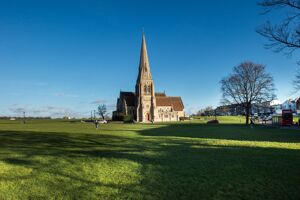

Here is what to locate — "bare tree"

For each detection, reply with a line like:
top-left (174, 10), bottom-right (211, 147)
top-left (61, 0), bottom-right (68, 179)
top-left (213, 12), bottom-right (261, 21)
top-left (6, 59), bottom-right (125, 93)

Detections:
top-left (97, 104), bottom-right (107, 120)
top-left (220, 62), bottom-right (276, 124)
top-left (197, 106), bottom-right (214, 116)
top-left (257, 0), bottom-right (300, 90)
top-left (203, 106), bottom-right (214, 116)
top-left (295, 70), bottom-right (300, 90)
top-left (257, 0), bottom-right (300, 54)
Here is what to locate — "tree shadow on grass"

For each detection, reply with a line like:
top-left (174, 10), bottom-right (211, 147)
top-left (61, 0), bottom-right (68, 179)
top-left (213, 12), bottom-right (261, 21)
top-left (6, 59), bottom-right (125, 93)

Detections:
top-left (139, 123), bottom-right (300, 143)
top-left (2, 157), bottom-right (33, 165)
top-left (0, 130), bottom-right (151, 199)
top-left (137, 124), bottom-right (300, 199)
top-left (0, 126), bottom-right (300, 200)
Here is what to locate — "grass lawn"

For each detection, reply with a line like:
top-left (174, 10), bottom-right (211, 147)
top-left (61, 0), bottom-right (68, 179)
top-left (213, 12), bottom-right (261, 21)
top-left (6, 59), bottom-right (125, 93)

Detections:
top-left (190, 116), bottom-right (245, 124)
top-left (0, 119), bottom-right (300, 200)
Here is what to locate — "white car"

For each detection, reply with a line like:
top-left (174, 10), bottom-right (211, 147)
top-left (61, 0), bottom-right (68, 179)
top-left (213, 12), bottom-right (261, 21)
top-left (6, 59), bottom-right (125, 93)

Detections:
top-left (99, 120), bottom-right (107, 124)
top-left (266, 115), bottom-right (272, 121)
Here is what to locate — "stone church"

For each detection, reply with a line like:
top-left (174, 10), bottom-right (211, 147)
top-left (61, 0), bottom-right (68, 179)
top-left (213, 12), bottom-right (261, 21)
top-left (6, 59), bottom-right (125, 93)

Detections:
top-left (113, 33), bottom-right (184, 122)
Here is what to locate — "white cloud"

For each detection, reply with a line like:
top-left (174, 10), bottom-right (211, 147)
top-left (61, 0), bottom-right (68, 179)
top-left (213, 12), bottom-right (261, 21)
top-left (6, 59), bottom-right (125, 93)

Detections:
top-left (8, 105), bottom-right (87, 118)
top-left (54, 92), bottom-right (78, 98)
top-left (10, 107), bottom-right (26, 114)
top-left (90, 99), bottom-right (108, 104)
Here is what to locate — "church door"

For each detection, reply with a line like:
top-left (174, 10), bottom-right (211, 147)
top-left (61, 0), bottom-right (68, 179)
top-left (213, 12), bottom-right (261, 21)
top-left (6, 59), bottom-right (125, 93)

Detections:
top-left (145, 113), bottom-right (150, 121)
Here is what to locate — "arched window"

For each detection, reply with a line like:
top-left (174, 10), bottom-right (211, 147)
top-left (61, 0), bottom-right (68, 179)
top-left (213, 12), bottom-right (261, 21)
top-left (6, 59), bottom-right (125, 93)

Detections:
top-left (148, 85), bottom-right (151, 94)
top-left (144, 85), bottom-right (147, 94)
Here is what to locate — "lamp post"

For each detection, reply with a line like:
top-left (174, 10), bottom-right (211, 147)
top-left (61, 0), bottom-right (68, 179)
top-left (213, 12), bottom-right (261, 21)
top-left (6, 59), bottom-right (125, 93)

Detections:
top-left (214, 109), bottom-right (217, 121)
top-left (23, 111), bottom-right (26, 124)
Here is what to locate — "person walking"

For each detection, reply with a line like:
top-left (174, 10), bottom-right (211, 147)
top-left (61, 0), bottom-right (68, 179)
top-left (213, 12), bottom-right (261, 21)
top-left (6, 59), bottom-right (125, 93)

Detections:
top-left (250, 117), bottom-right (255, 128)
top-left (95, 120), bottom-right (99, 129)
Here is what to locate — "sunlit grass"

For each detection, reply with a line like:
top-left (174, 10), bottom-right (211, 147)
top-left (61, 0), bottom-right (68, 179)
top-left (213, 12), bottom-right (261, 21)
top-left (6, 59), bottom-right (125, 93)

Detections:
top-left (0, 119), bottom-right (299, 200)
top-left (189, 115), bottom-right (245, 124)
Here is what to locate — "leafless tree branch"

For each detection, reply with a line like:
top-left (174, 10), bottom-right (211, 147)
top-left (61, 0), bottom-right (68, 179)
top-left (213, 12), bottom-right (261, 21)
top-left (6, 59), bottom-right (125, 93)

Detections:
top-left (257, 0), bottom-right (300, 55)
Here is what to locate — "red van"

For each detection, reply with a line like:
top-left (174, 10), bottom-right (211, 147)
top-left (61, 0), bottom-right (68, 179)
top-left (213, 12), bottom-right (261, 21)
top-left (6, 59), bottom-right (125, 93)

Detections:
top-left (282, 109), bottom-right (293, 126)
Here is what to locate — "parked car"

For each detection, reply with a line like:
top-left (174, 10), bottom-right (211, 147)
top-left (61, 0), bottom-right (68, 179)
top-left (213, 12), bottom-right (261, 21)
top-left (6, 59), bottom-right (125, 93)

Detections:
top-left (264, 115), bottom-right (272, 121)
top-left (99, 120), bottom-right (107, 124)
top-left (263, 115), bottom-right (272, 121)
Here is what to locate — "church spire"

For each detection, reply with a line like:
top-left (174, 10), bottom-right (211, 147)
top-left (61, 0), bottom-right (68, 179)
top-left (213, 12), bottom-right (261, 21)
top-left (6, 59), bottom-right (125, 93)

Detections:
top-left (137, 32), bottom-right (152, 82)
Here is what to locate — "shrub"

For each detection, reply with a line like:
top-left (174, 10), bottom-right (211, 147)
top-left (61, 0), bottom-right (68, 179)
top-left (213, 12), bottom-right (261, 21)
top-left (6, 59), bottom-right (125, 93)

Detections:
top-left (123, 115), bottom-right (134, 123)
top-left (207, 119), bottom-right (219, 124)
top-left (112, 113), bottom-right (124, 121)
top-left (179, 117), bottom-right (190, 121)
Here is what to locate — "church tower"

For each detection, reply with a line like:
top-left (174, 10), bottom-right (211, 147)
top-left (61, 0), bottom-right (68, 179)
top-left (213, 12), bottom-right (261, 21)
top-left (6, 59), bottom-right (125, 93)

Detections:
top-left (112, 33), bottom-right (185, 122)
top-left (135, 33), bottom-right (156, 122)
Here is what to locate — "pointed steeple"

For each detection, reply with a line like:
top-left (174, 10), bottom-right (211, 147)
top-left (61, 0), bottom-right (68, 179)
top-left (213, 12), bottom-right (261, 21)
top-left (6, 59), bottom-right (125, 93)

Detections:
top-left (137, 32), bottom-right (152, 82)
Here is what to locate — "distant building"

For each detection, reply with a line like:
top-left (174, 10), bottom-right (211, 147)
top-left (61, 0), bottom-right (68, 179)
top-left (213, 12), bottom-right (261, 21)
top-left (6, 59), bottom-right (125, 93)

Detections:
top-left (251, 101), bottom-right (274, 115)
top-left (215, 97), bottom-right (300, 116)
top-left (112, 33), bottom-right (185, 122)
top-left (215, 104), bottom-right (245, 116)
top-left (281, 98), bottom-right (300, 114)
top-left (215, 101), bottom-right (277, 116)
top-left (296, 98), bottom-right (300, 113)
top-left (270, 99), bottom-right (282, 114)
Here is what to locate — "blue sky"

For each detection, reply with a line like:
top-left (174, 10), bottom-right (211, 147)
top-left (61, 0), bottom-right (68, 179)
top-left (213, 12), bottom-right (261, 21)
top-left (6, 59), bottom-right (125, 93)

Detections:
top-left (0, 0), bottom-right (299, 117)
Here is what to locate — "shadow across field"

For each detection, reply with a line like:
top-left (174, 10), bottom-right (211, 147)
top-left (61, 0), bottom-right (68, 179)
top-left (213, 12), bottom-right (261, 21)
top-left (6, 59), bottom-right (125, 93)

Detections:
top-left (139, 123), bottom-right (300, 143)
top-left (0, 123), bottom-right (300, 199)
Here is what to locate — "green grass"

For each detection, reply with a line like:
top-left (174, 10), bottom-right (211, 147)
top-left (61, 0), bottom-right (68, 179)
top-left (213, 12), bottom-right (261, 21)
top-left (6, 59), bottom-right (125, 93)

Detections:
top-left (189, 115), bottom-right (245, 124)
top-left (0, 119), bottom-right (300, 200)
top-left (293, 116), bottom-right (299, 123)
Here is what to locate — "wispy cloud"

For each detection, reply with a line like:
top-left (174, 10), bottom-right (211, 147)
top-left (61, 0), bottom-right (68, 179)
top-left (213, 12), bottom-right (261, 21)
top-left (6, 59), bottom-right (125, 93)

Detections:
top-left (90, 99), bottom-right (108, 104)
top-left (9, 106), bottom-right (86, 118)
top-left (54, 92), bottom-right (78, 98)
top-left (10, 107), bottom-right (26, 113)
top-left (106, 103), bottom-right (116, 109)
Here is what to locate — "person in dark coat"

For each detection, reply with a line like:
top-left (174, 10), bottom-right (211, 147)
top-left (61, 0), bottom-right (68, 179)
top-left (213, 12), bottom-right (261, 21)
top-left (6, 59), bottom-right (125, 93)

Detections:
top-left (250, 117), bottom-right (255, 128)
top-left (95, 120), bottom-right (99, 129)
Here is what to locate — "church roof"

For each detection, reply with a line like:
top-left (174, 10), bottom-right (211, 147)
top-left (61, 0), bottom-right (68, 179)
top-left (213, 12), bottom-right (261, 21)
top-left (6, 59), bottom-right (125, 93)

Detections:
top-left (120, 91), bottom-right (135, 106)
top-left (156, 96), bottom-right (184, 111)
top-left (155, 92), bottom-right (166, 97)
top-left (120, 91), bottom-right (135, 96)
